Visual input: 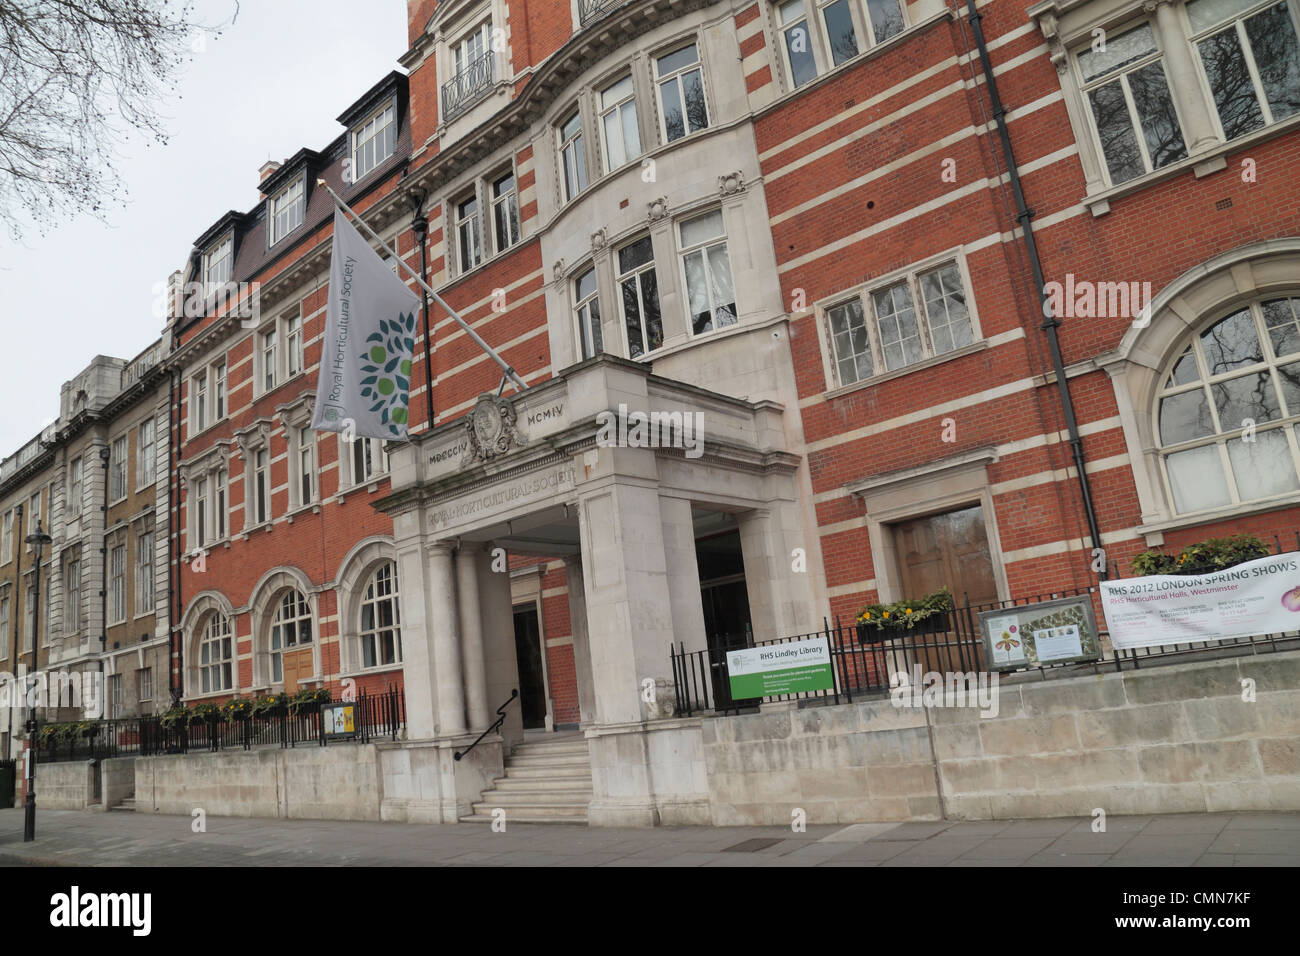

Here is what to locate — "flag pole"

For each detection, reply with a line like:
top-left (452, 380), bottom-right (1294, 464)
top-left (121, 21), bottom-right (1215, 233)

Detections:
top-left (316, 180), bottom-right (527, 394)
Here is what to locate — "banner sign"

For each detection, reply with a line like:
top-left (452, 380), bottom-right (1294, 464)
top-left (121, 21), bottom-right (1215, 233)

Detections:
top-left (978, 595), bottom-right (1103, 671)
top-left (1100, 551), bottom-right (1300, 650)
top-left (726, 637), bottom-right (834, 698)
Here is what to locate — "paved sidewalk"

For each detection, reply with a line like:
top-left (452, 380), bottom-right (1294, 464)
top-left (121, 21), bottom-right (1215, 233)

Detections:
top-left (0, 808), bottom-right (1297, 866)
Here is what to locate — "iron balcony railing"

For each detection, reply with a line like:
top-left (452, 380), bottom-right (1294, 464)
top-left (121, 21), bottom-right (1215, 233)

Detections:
top-left (579, 0), bottom-right (634, 26)
top-left (441, 49), bottom-right (495, 122)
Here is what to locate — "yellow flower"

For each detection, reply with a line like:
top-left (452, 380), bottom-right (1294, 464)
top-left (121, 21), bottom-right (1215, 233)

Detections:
top-left (883, 611), bottom-right (890, 619)
top-left (905, 608), bottom-right (913, 614)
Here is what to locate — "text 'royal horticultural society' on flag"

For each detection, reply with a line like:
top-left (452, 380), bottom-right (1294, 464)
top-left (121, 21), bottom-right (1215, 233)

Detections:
top-left (311, 206), bottom-right (421, 441)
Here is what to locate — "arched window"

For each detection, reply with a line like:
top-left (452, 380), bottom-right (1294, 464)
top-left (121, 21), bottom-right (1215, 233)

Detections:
top-left (199, 612), bottom-right (234, 694)
top-left (1157, 295), bottom-right (1300, 513)
top-left (360, 562), bottom-right (401, 668)
top-left (270, 589), bottom-right (313, 682)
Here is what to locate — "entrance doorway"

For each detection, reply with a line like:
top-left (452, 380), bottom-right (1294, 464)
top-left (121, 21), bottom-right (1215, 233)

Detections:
top-left (695, 527), bottom-right (755, 709)
top-left (512, 604), bottom-right (548, 730)
top-left (892, 503), bottom-right (1000, 670)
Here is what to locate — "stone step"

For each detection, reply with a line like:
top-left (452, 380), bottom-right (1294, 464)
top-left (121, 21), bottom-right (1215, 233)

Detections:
top-left (503, 764), bottom-right (593, 780)
top-left (491, 777), bottom-right (593, 794)
top-left (509, 738), bottom-right (589, 757)
top-left (504, 752), bottom-right (591, 770)
top-left (474, 791), bottom-right (593, 808)
top-left (460, 811), bottom-right (588, 825)
top-left (109, 799), bottom-right (135, 812)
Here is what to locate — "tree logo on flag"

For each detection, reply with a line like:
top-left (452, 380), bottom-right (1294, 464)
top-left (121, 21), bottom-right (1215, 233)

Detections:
top-left (359, 311), bottom-right (416, 434)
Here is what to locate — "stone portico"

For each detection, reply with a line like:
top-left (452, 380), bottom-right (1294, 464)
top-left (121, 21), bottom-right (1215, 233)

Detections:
top-left (373, 354), bottom-right (820, 825)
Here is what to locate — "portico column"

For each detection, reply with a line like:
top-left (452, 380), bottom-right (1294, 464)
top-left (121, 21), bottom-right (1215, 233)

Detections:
top-left (456, 544), bottom-right (490, 731)
top-left (428, 541), bottom-right (466, 737)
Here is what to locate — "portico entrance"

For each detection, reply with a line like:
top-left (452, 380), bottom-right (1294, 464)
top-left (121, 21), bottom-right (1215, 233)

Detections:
top-left (373, 355), bottom-right (825, 826)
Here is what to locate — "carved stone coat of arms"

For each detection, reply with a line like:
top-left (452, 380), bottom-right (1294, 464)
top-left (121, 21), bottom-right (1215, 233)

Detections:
top-left (461, 393), bottom-right (525, 466)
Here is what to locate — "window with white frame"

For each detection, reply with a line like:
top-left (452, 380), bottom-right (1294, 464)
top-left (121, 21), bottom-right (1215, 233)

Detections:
top-left (68, 457), bottom-right (83, 513)
top-left (655, 43), bottom-right (709, 142)
top-left (138, 417), bottom-right (156, 487)
top-left (0, 587), bottom-right (9, 659)
top-left (194, 374), bottom-right (210, 436)
top-left (198, 612), bottom-right (233, 694)
top-left (351, 100), bottom-right (397, 182)
top-left (779, 1), bottom-right (821, 88)
top-left (260, 326), bottom-right (278, 393)
top-left (295, 427), bottom-right (315, 507)
top-left (349, 437), bottom-right (389, 486)
top-left (109, 437), bottom-right (127, 501)
top-left (203, 234), bottom-right (233, 295)
top-left (490, 169), bottom-right (520, 253)
top-left (558, 109), bottom-right (588, 201)
top-left (109, 543), bottom-right (126, 624)
top-left (575, 267), bottom-right (603, 360)
top-left (678, 210), bottom-right (737, 336)
top-left (214, 361), bottom-right (227, 420)
top-left (252, 449), bottom-right (269, 525)
top-left (617, 236), bottom-right (662, 359)
top-left (1, 510), bottom-right (11, 564)
top-left (64, 558), bottom-right (79, 633)
top-left (135, 530), bottom-right (153, 614)
top-left (599, 75), bottom-right (642, 170)
top-left (268, 175), bottom-right (305, 245)
top-left (285, 309), bottom-right (304, 378)
top-left (1156, 294), bottom-right (1300, 513)
top-left (193, 475), bottom-right (209, 549)
top-left (27, 490), bottom-right (40, 537)
top-left (109, 674), bottom-right (122, 718)
top-left (215, 468), bottom-right (228, 540)
top-left (454, 19), bottom-right (491, 74)
top-left (862, 0), bottom-right (905, 46)
top-left (1188, 0), bottom-right (1300, 140)
top-left (1077, 24), bottom-right (1188, 186)
top-left (138, 666), bottom-right (153, 703)
top-left (269, 589), bottom-right (313, 683)
top-left (360, 561), bottom-right (402, 668)
top-left (824, 259), bottom-right (977, 387)
top-left (455, 192), bottom-right (483, 273)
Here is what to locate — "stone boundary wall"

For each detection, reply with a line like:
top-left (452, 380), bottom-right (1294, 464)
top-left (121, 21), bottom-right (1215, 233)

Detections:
top-left (134, 745), bottom-right (382, 821)
top-left (704, 650), bottom-right (1300, 825)
top-left (32, 759), bottom-right (95, 810)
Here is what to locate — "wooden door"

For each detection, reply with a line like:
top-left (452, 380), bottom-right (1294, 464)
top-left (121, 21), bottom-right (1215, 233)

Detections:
top-left (281, 647), bottom-right (313, 694)
top-left (892, 504), bottom-right (999, 671)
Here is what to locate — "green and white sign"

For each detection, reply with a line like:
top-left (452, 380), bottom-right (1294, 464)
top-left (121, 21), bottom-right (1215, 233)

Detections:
top-left (726, 637), bottom-right (834, 698)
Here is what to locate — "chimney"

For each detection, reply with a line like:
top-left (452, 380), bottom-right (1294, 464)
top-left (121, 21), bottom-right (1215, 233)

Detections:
top-left (259, 160), bottom-right (282, 197)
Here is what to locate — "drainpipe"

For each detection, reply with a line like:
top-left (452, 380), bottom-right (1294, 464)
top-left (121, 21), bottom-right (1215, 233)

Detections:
top-left (7, 503), bottom-right (23, 758)
top-left (171, 366), bottom-right (184, 706)
top-left (409, 189), bottom-right (435, 430)
top-left (166, 369), bottom-right (177, 709)
top-left (98, 444), bottom-right (110, 709)
top-left (963, 0), bottom-right (1105, 576)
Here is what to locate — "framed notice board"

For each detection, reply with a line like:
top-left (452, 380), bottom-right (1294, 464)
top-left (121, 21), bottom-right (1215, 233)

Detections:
top-left (322, 702), bottom-right (359, 740)
top-left (977, 594), bottom-right (1102, 672)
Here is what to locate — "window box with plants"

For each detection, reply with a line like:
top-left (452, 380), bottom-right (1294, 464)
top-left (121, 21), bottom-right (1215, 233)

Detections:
top-left (289, 687), bottom-right (330, 716)
top-left (855, 588), bottom-right (954, 643)
top-left (1130, 533), bottom-right (1270, 577)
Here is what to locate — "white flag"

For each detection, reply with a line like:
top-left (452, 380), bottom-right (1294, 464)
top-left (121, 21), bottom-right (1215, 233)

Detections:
top-left (312, 207), bottom-right (421, 440)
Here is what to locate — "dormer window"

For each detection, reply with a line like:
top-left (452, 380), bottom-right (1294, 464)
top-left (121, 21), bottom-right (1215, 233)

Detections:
top-left (203, 234), bottom-right (233, 294)
top-left (269, 175), bottom-right (305, 245)
top-left (351, 101), bottom-right (396, 182)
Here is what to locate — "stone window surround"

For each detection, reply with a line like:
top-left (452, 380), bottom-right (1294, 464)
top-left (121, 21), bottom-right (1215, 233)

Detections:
top-left (553, 189), bottom-right (755, 368)
top-left (847, 446), bottom-right (1012, 605)
top-left (234, 419), bottom-right (274, 535)
top-left (275, 391), bottom-right (319, 516)
top-left (810, 245), bottom-right (984, 396)
top-left (433, 0), bottom-right (513, 136)
top-left (767, 0), bottom-right (914, 91)
top-left (444, 157), bottom-right (522, 278)
top-left (247, 565), bottom-right (322, 691)
top-left (334, 536), bottom-right (402, 676)
top-left (179, 440), bottom-right (232, 554)
top-left (1031, 0), bottom-right (1300, 215)
top-left (181, 590), bottom-right (238, 700)
top-left (1097, 238), bottom-right (1300, 545)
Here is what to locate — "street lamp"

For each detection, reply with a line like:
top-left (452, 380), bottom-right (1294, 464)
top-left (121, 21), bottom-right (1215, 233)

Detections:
top-left (23, 518), bottom-right (51, 842)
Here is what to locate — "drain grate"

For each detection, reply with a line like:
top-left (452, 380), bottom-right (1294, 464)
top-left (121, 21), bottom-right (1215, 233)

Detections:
top-left (722, 838), bottom-right (784, 853)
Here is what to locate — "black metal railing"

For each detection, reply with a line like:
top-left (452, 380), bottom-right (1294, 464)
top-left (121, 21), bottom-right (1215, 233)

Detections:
top-left (441, 50), bottom-right (495, 122)
top-left (579, 0), bottom-right (633, 26)
top-left (454, 688), bottom-right (518, 761)
top-left (37, 686), bottom-right (405, 763)
top-left (672, 569), bottom-right (1300, 717)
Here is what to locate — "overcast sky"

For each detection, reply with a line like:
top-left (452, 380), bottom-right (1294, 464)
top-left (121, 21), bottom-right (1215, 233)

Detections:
top-left (0, 0), bottom-right (409, 454)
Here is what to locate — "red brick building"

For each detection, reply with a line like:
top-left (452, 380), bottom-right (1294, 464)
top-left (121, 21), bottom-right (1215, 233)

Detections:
top-left (145, 0), bottom-right (1300, 821)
